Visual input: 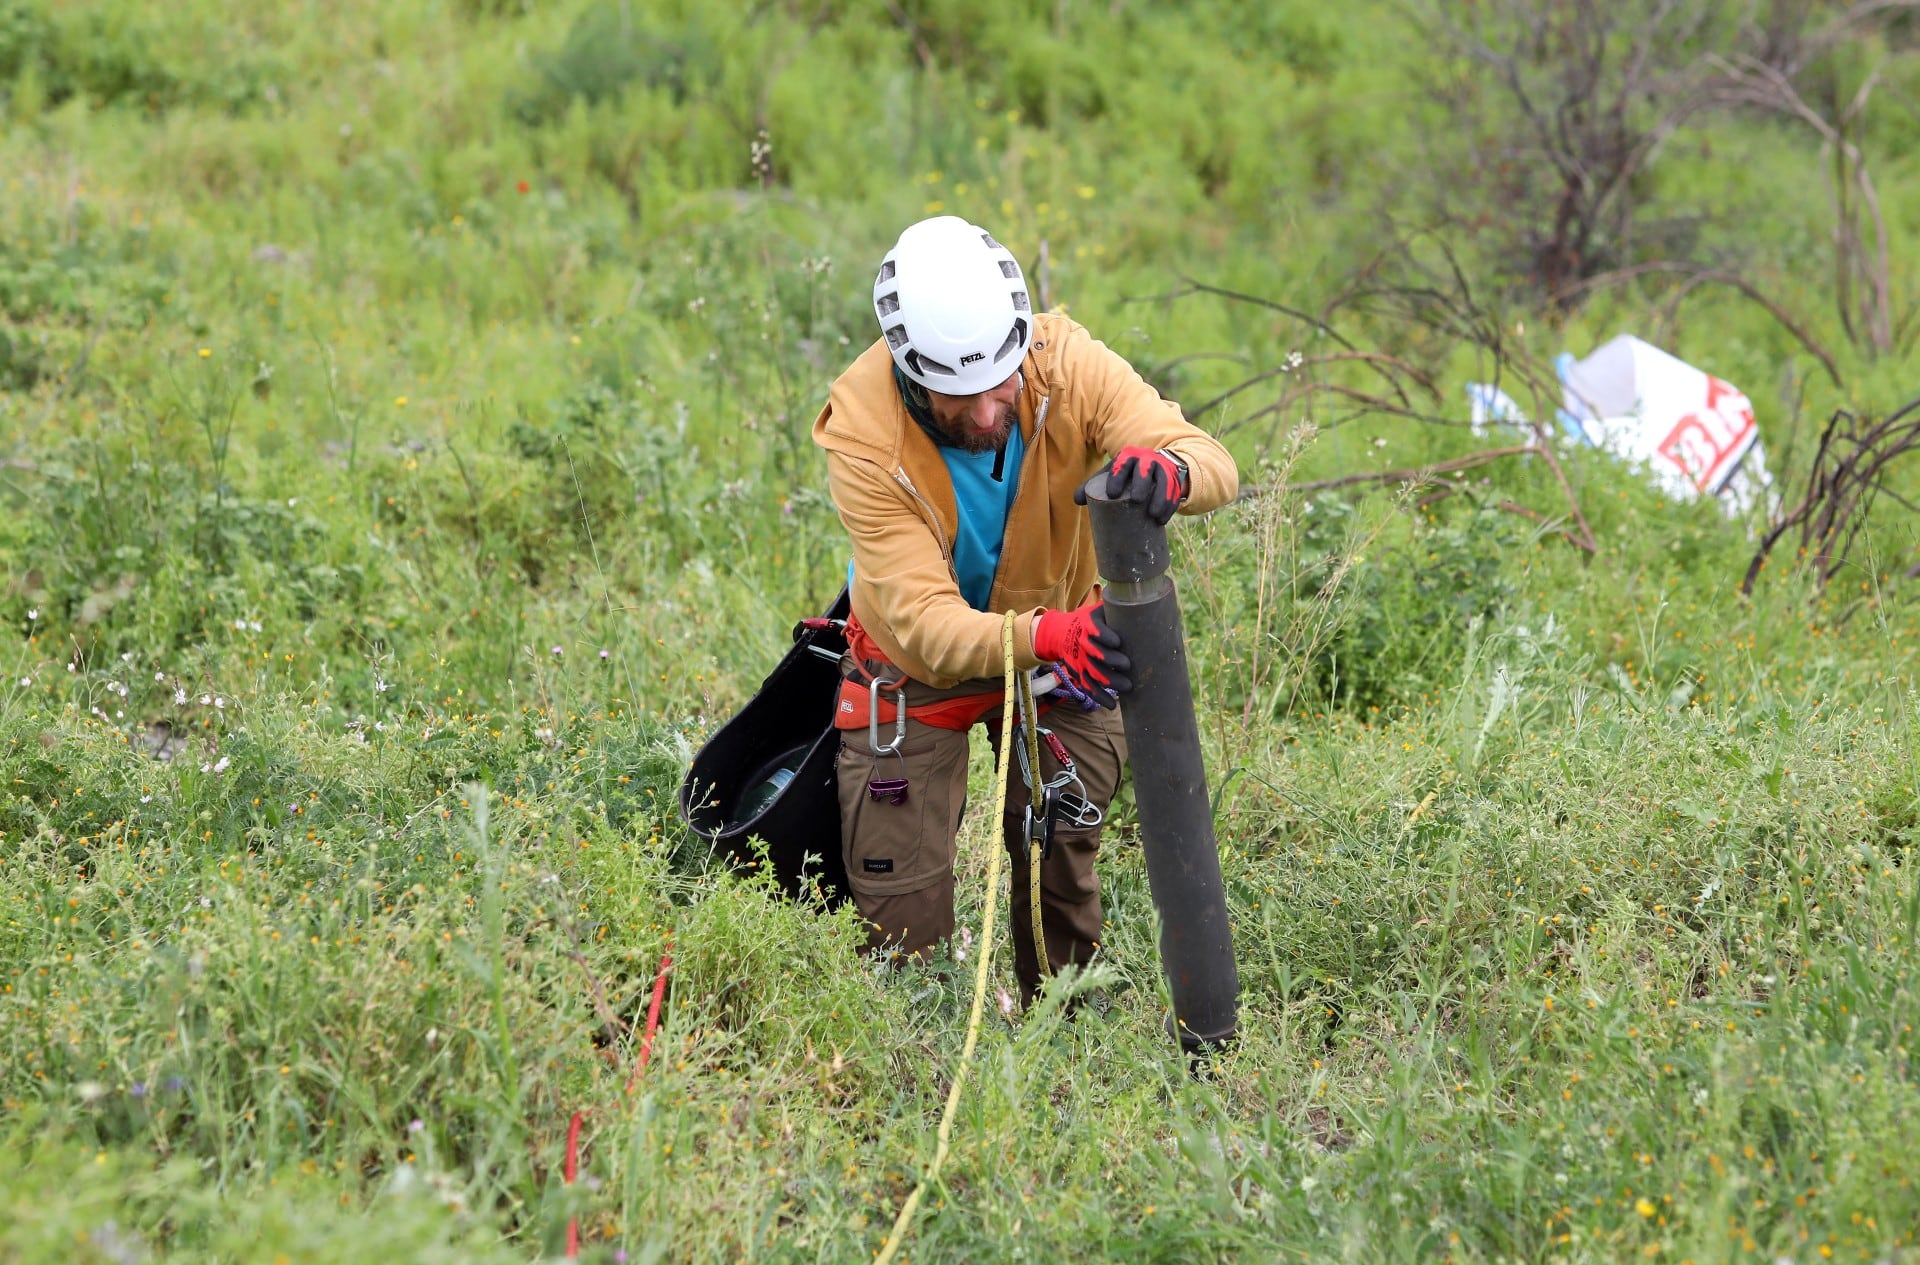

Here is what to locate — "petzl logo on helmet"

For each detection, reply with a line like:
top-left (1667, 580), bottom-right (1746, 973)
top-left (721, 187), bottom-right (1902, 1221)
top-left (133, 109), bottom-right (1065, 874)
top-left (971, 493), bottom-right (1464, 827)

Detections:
top-left (960, 352), bottom-right (984, 366)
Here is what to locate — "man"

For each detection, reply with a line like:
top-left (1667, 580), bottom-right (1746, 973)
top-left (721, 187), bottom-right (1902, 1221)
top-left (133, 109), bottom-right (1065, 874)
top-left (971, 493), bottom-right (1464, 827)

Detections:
top-left (811, 215), bottom-right (1237, 1001)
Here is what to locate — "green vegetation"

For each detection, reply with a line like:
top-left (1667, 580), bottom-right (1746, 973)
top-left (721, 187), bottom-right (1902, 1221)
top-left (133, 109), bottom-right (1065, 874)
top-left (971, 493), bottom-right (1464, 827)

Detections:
top-left (3, 1), bottom-right (1919, 1260)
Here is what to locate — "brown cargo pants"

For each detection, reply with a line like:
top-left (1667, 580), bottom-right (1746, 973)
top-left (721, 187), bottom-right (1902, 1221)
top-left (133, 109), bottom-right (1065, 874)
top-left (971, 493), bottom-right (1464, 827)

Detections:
top-left (835, 678), bottom-right (1127, 1003)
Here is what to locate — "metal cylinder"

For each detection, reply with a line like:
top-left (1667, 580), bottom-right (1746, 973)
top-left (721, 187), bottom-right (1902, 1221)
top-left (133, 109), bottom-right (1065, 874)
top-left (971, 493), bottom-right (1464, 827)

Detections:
top-left (1083, 478), bottom-right (1239, 1053)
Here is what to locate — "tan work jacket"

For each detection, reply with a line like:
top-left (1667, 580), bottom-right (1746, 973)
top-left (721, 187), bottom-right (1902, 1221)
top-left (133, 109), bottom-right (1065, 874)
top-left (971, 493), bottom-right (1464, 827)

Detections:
top-left (811, 312), bottom-right (1238, 688)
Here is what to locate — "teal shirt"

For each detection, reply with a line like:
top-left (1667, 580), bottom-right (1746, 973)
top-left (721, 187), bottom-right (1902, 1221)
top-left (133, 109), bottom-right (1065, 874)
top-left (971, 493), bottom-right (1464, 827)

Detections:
top-left (843, 425), bottom-right (1025, 613)
top-left (940, 426), bottom-right (1026, 611)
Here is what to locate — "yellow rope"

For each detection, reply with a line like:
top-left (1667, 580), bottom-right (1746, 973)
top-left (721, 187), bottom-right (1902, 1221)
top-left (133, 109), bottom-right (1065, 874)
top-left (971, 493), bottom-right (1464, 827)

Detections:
top-left (871, 614), bottom-right (1020, 1265)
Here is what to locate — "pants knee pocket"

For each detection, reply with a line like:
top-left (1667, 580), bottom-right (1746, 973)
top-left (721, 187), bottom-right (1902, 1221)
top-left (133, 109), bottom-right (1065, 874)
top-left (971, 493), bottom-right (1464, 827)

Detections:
top-left (838, 729), bottom-right (960, 897)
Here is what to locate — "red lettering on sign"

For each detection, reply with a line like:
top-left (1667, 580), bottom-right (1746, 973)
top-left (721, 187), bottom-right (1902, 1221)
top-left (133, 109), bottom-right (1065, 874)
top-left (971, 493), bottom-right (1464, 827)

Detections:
top-left (1657, 377), bottom-right (1757, 494)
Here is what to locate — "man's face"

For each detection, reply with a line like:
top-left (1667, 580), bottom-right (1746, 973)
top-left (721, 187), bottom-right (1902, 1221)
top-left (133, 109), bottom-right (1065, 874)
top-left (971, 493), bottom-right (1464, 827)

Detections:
top-left (925, 371), bottom-right (1021, 454)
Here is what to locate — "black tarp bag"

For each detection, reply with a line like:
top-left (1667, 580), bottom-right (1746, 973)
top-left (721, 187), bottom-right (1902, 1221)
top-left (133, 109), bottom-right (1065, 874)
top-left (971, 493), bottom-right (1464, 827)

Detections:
top-left (677, 587), bottom-right (850, 903)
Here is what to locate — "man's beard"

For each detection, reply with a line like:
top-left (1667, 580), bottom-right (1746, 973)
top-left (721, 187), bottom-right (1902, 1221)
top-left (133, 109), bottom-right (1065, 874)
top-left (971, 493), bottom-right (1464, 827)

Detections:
top-left (939, 403), bottom-right (1018, 454)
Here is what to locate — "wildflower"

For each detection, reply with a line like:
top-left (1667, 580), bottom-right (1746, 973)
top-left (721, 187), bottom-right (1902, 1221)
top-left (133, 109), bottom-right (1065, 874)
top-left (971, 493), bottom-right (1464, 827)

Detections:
top-left (408, 1119), bottom-right (424, 1134)
top-left (395, 396), bottom-right (408, 406)
top-left (1635, 1198), bottom-right (1656, 1217)
top-left (200, 695), bottom-right (212, 705)
top-left (198, 348), bottom-right (211, 358)
top-left (516, 180), bottom-right (530, 194)
top-left (997, 987), bottom-right (1014, 1015)
top-left (551, 645), bottom-right (563, 658)
top-left (26, 608), bottom-right (37, 621)
top-left (599, 649), bottom-right (610, 660)
top-left (214, 697), bottom-right (226, 709)
top-left (174, 689), bottom-right (187, 705)
top-left (129, 1083), bottom-right (147, 1098)
top-left (17, 678), bottom-right (26, 687)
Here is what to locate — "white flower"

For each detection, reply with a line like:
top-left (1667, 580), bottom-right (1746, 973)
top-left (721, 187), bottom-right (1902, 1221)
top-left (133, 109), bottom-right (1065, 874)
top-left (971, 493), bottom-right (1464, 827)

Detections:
top-left (213, 697), bottom-right (225, 709)
top-left (550, 645), bottom-right (564, 658)
top-left (200, 695), bottom-right (212, 706)
top-left (17, 678), bottom-right (27, 687)
top-left (174, 689), bottom-right (187, 705)
top-left (26, 608), bottom-right (37, 621)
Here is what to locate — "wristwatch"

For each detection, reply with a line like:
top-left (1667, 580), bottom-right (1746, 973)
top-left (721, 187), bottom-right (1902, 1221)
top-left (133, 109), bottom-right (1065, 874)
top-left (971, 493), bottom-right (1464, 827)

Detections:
top-left (1158, 449), bottom-right (1191, 498)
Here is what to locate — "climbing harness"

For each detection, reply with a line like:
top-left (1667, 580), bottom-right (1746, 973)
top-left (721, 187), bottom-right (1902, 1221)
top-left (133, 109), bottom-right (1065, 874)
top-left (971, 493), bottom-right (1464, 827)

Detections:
top-left (870, 614), bottom-right (1020, 1265)
top-left (1010, 675), bottom-right (1105, 979)
top-left (1014, 667), bottom-right (1048, 979)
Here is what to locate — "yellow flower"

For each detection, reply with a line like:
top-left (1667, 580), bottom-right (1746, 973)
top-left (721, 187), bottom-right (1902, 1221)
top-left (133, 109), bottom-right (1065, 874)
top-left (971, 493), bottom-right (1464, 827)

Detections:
top-left (198, 348), bottom-right (211, 358)
top-left (1635, 1198), bottom-right (1656, 1217)
top-left (394, 396), bottom-right (408, 406)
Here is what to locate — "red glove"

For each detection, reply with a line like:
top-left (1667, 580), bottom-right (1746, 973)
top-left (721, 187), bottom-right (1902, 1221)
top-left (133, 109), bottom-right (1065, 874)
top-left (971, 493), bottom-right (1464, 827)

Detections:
top-left (1032, 600), bottom-right (1131, 707)
top-left (1103, 446), bottom-right (1189, 524)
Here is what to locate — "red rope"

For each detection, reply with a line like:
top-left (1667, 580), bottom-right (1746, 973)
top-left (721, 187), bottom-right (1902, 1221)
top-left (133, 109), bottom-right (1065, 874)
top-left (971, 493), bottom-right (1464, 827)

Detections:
top-left (626, 936), bottom-right (674, 1094)
top-left (566, 937), bottom-right (674, 1258)
top-left (563, 1110), bottom-right (584, 1257)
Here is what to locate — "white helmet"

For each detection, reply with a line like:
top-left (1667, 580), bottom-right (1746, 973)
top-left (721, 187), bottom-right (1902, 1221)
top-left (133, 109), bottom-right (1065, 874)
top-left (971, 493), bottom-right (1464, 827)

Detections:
top-left (873, 216), bottom-right (1032, 396)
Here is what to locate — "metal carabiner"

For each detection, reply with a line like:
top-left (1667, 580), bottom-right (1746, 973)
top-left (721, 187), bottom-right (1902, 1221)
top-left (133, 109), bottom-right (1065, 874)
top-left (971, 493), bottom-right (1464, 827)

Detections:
top-left (868, 674), bottom-right (908, 758)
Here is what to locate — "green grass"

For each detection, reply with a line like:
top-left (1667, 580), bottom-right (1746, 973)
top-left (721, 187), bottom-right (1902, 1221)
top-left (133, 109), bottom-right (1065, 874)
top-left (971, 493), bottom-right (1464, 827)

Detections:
top-left (4, 0), bottom-right (1920, 1261)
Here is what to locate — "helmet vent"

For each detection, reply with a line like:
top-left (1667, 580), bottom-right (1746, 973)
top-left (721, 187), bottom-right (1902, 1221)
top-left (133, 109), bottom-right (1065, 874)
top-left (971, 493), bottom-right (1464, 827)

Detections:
top-left (884, 324), bottom-right (910, 351)
top-left (875, 292), bottom-right (900, 317)
top-left (905, 349), bottom-right (956, 378)
top-left (1011, 290), bottom-right (1030, 312)
top-left (998, 260), bottom-right (1019, 279)
top-left (878, 260), bottom-right (896, 284)
top-left (981, 233), bottom-right (1001, 248)
top-left (992, 318), bottom-right (1028, 364)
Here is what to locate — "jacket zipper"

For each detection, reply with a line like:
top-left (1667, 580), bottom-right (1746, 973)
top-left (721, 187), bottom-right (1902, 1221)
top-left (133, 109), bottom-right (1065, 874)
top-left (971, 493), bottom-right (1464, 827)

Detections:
top-left (891, 467), bottom-right (959, 583)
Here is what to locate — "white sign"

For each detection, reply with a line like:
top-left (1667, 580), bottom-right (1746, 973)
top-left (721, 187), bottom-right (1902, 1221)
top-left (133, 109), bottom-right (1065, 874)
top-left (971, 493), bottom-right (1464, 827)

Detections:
top-left (1557, 336), bottom-right (1771, 517)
